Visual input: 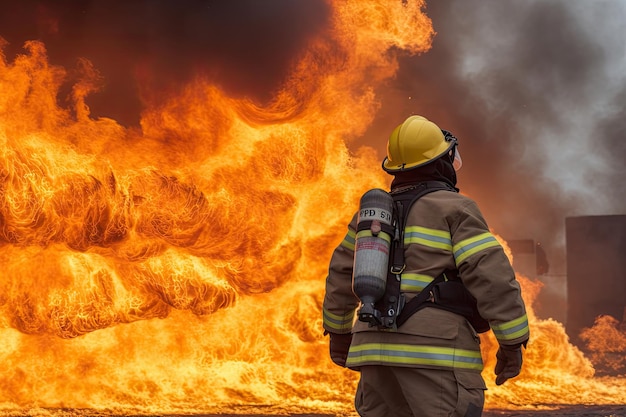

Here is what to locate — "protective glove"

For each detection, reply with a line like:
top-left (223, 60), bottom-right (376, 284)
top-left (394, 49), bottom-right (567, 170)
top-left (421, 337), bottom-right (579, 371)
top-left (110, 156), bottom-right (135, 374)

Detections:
top-left (327, 332), bottom-right (352, 367)
top-left (494, 341), bottom-right (527, 385)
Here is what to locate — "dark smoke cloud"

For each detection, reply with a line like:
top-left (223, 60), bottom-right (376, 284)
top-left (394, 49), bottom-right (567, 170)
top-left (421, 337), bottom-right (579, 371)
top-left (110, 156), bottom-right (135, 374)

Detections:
top-left (0, 0), bottom-right (330, 126)
top-left (364, 0), bottom-right (626, 284)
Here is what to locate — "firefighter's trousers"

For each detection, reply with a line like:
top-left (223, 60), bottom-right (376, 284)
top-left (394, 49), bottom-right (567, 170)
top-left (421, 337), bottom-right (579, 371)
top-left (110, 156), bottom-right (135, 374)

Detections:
top-left (354, 365), bottom-right (485, 417)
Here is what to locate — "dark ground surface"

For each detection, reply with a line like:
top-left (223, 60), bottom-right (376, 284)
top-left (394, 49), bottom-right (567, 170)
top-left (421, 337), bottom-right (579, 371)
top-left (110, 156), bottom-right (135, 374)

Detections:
top-left (174, 406), bottom-right (625, 417)
top-left (4, 406), bottom-right (626, 416)
top-left (182, 407), bottom-right (626, 417)
top-left (96, 406), bottom-right (626, 417)
top-left (483, 406), bottom-right (626, 416)
top-left (57, 405), bottom-right (626, 416)
top-left (137, 406), bottom-right (626, 417)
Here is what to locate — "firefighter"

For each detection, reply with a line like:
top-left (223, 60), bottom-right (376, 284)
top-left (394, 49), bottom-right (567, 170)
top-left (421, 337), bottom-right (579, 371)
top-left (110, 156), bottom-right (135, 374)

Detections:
top-left (322, 115), bottom-right (529, 417)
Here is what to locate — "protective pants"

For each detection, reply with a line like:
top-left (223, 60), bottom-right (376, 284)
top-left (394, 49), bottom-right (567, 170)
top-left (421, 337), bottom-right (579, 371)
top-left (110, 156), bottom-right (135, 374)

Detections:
top-left (354, 365), bottom-right (485, 417)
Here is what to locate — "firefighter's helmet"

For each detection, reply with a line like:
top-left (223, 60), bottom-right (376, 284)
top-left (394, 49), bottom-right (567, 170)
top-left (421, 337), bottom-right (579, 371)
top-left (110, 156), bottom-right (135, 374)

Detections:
top-left (382, 115), bottom-right (459, 173)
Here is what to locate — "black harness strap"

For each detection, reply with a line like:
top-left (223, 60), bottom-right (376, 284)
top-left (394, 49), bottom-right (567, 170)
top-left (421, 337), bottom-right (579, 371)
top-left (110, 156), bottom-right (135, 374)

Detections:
top-left (395, 273), bottom-right (445, 327)
top-left (389, 182), bottom-right (490, 333)
top-left (373, 181), bottom-right (455, 328)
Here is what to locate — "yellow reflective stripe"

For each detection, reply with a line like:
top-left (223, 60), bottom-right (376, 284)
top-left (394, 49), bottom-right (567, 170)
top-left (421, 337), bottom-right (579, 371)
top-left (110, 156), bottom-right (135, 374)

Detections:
top-left (404, 226), bottom-right (452, 251)
top-left (346, 343), bottom-right (483, 371)
top-left (453, 232), bottom-right (500, 265)
top-left (339, 229), bottom-right (356, 251)
top-left (400, 273), bottom-right (434, 292)
top-left (323, 307), bottom-right (354, 332)
top-left (492, 314), bottom-right (529, 342)
top-left (355, 229), bottom-right (392, 243)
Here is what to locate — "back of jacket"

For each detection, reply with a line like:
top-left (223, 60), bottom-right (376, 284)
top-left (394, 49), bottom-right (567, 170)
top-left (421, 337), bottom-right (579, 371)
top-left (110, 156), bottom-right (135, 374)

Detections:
top-left (322, 188), bottom-right (529, 374)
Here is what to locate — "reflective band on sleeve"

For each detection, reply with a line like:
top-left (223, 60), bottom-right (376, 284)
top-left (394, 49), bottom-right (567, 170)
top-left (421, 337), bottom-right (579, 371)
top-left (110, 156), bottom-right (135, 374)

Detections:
top-left (339, 229), bottom-right (356, 251)
top-left (400, 273), bottom-right (434, 292)
top-left (346, 343), bottom-right (483, 371)
top-left (404, 226), bottom-right (452, 251)
top-left (323, 307), bottom-right (355, 332)
top-left (491, 314), bottom-right (529, 342)
top-left (453, 232), bottom-right (500, 265)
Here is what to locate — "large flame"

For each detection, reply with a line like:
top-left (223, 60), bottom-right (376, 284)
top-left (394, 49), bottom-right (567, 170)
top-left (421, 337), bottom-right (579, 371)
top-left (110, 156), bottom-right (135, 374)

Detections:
top-left (0, 1), bottom-right (624, 415)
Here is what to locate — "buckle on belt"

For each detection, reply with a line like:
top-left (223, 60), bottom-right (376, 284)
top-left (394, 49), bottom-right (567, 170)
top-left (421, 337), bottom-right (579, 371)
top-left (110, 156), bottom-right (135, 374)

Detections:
top-left (390, 264), bottom-right (405, 274)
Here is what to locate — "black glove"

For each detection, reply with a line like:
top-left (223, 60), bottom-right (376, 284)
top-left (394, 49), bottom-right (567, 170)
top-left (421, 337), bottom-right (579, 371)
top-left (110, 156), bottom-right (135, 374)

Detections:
top-left (327, 332), bottom-right (352, 367)
top-left (494, 341), bottom-right (527, 385)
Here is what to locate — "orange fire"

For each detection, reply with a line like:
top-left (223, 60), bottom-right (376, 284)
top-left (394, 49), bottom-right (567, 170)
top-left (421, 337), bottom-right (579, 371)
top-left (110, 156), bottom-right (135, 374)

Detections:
top-left (0, 1), bottom-right (623, 416)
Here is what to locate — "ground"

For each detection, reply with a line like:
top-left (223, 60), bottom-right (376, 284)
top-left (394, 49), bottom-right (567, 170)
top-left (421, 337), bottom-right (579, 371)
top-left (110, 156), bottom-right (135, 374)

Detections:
top-left (483, 406), bottom-right (626, 417)
top-left (6, 405), bottom-right (625, 417)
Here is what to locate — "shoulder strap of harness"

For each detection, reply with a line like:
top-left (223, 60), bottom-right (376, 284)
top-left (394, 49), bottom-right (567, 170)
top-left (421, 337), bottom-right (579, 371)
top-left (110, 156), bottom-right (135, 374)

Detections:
top-left (390, 183), bottom-right (490, 332)
top-left (389, 181), bottom-right (457, 274)
top-left (387, 181), bottom-right (490, 333)
top-left (374, 181), bottom-right (456, 329)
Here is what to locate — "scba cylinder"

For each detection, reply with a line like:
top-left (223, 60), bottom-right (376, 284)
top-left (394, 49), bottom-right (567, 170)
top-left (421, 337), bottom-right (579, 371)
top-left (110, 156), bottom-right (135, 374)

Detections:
top-left (352, 188), bottom-right (394, 323)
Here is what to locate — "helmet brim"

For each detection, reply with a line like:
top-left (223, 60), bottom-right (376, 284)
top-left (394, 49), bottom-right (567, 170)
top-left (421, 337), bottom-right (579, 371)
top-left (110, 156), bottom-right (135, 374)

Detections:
top-left (382, 140), bottom-right (456, 173)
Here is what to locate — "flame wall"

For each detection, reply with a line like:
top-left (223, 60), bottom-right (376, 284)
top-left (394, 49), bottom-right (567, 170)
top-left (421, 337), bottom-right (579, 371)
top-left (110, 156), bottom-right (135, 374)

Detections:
top-left (1, 1), bottom-right (625, 415)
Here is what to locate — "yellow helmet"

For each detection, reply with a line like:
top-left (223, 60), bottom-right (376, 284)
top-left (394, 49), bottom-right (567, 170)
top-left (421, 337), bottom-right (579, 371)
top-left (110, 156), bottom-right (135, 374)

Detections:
top-left (382, 115), bottom-right (457, 173)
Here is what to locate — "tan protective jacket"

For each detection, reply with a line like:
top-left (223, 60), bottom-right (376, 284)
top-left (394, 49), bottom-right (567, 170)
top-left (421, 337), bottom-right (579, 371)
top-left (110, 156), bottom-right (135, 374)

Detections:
top-left (323, 188), bottom-right (529, 373)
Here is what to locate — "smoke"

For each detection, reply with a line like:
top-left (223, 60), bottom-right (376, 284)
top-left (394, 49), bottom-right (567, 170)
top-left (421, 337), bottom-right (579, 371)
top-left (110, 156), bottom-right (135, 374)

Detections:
top-left (363, 0), bottom-right (626, 276)
top-left (0, 0), bottom-right (330, 125)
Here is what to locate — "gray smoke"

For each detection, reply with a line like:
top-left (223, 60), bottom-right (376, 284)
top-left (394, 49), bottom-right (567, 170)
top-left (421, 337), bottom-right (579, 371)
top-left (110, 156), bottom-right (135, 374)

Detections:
top-left (364, 0), bottom-right (626, 281)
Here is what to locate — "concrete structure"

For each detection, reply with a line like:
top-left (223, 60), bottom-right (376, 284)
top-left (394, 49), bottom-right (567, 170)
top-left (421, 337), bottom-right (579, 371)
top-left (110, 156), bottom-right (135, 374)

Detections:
top-left (507, 238), bottom-right (549, 278)
top-left (565, 215), bottom-right (626, 348)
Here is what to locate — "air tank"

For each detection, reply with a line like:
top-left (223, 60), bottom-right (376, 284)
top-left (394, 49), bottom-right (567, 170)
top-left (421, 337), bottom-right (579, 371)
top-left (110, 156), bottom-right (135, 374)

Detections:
top-left (352, 188), bottom-right (394, 324)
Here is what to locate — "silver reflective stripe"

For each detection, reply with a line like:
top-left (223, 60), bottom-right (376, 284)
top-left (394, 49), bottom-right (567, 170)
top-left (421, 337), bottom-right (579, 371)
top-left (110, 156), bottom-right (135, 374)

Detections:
top-left (400, 273), bottom-right (434, 292)
top-left (492, 314), bottom-right (529, 342)
top-left (404, 226), bottom-right (452, 251)
top-left (453, 232), bottom-right (500, 265)
top-left (323, 307), bottom-right (354, 332)
top-left (340, 229), bottom-right (356, 251)
top-left (346, 342), bottom-right (483, 370)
